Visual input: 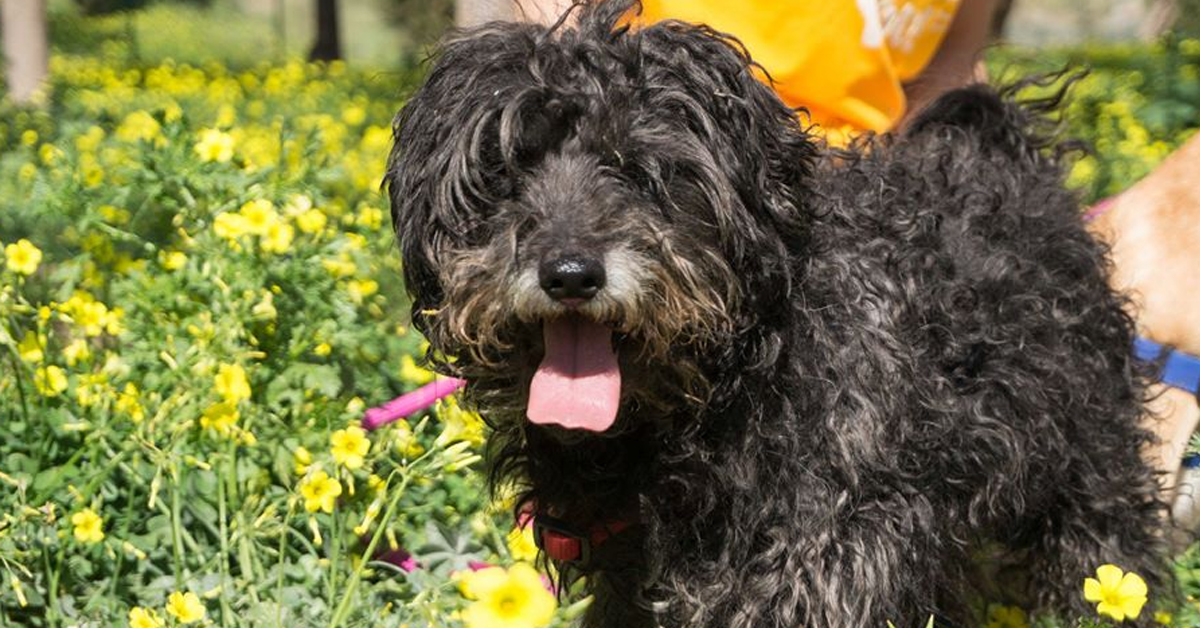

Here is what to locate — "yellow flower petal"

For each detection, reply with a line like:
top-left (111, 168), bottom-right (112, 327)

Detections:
top-left (1097, 601), bottom-right (1125, 622)
top-left (1121, 595), bottom-right (1147, 621)
top-left (461, 566), bottom-right (506, 600)
top-left (1118, 572), bottom-right (1148, 599)
top-left (1096, 564), bottom-right (1124, 591)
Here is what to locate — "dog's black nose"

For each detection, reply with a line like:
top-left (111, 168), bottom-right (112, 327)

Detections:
top-left (539, 255), bottom-right (606, 302)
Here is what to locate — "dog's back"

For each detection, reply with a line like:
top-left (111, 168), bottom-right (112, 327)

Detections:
top-left (801, 79), bottom-right (1168, 620)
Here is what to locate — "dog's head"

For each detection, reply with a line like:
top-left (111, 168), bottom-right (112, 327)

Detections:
top-left (386, 0), bottom-right (813, 437)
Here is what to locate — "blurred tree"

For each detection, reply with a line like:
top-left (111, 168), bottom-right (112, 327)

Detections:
top-left (1144, 0), bottom-right (1200, 37)
top-left (380, 0), bottom-right (454, 48)
top-left (309, 0), bottom-right (342, 60)
top-left (73, 0), bottom-right (213, 16)
top-left (991, 0), bottom-right (1015, 38)
top-left (2, 0), bottom-right (49, 103)
top-left (73, 0), bottom-right (147, 15)
top-left (455, 0), bottom-right (512, 27)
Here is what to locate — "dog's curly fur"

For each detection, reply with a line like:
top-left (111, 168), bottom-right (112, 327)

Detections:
top-left (385, 2), bottom-right (1169, 626)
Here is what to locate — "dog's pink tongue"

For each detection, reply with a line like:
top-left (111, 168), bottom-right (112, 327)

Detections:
top-left (527, 316), bottom-right (621, 431)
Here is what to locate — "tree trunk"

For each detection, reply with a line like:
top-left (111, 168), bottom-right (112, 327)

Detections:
top-left (989, 0), bottom-right (1015, 40)
top-left (2, 0), bottom-right (49, 104)
top-left (308, 0), bottom-right (342, 61)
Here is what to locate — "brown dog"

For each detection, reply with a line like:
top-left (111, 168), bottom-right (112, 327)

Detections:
top-left (1088, 134), bottom-right (1200, 507)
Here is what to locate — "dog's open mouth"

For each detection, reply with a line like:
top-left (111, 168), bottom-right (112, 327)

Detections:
top-left (526, 314), bottom-right (621, 432)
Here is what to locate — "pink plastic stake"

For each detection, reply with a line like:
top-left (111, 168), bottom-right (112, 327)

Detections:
top-left (361, 377), bottom-right (467, 431)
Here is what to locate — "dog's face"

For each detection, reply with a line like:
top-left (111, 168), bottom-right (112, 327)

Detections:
top-left (386, 1), bottom-right (813, 436)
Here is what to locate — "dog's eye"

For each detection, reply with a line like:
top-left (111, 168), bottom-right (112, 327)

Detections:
top-left (505, 98), bottom-right (579, 171)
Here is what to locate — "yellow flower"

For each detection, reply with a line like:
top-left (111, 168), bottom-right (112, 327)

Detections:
top-left (1084, 564), bottom-right (1148, 622)
top-left (63, 338), bottom-right (91, 366)
top-left (295, 208), bottom-right (327, 234)
top-left (260, 221), bottom-right (294, 254)
top-left (358, 205), bottom-right (384, 231)
top-left (314, 342), bottom-right (332, 357)
top-left (1156, 610), bottom-right (1173, 626)
top-left (330, 426), bottom-right (370, 470)
top-left (435, 396), bottom-right (485, 447)
top-left (343, 233), bottom-right (368, 251)
top-left (984, 604), bottom-right (1028, 628)
top-left (39, 144), bottom-right (62, 165)
top-left (200, 401), bottom-right (239, 435)
top-left (165, 591), bottom-right (205, 624)
top-left (322, 254), bottom-right (357, 278)
top-left (299, 470), bottom-right (342, 513)
top-left (75, 126), bottom-right (104, 153)
top-left (238, 199), bottom-right (278, 236)
top-left (75, 372), bottom-right (110, 407)
top-left (213, 212), bottom-right (250, 240)
top-left (5, 239), bottom-right (43, 275)
top-left (283, 194), bottom-right (313, 216)
top-left (21, 129), bottom-right (38, 146)
top-left (80, 156), bottom-right (104, 188)
top-left (293, 446), bottom-right (313, 475)
top-left (214, 363), bottom-right (251, 402)
top-left (34, 365), bottom-right (68, 397)
top-left (393, 420), bottom-right (426, 458)
top-left (161, 251), bottom-right (188, 271)
top-left (342, 105), bottom-right (367, 126)
top-left (98, 205), bottom-right (131, 225)
top-left (194, 128), bottom-right (235, 163)
top-left (128, 606), bottom-right (164, 628)
top-left (116, 111), bottom-right (163, 144)
top-left (462, 563), bottom-right (556, 628)
top-left (345, 279), bottom-right (378, 304)
top-left (215, 103), bottom-right (237, 128)
top-left (17, 333), bottom-right (44, 363)
top-left (115, 383), bottom-right (145, 422)
top-left (399, 354), bottom-right (435, 385)
top-left (507, 525), bottom-right (539, 562)
top-left (104, 307), bottom-right (124, 336)
top-left (71, 508), bottom-right (104, 544)
top-left (75, 300), bottom-right (109, 337)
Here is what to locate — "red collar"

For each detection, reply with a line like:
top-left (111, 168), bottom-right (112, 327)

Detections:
top-left (533, 513), bottom-right (632, 564)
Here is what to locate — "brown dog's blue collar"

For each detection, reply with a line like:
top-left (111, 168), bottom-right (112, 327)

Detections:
top-left (1135, 337), bottom-right (1200, 395)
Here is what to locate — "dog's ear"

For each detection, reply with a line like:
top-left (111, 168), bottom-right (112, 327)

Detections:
top-left (904, 72), bottom-right (1085, 166)
top-left (632, 18), bottom-right (816, 311)
top-left (385, 20), bottom-right (549, 338)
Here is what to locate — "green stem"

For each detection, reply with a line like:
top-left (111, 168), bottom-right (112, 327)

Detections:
top-left (228, 438), bottom-right (259, 604)
top-left (171, 465), bottom-right (185, 589)
top-left (276, 501), bottom-right (295, 628)
top-left (3, 345), bottom-right (29, 424)
top-left (327, 470), bottom-right (413, 628)
top-left (217, 458), bottom-right (233, 628)
top-left (328, 501), bottom-right (340, 613)
top-left (44, 545), bottom-right (63, 628)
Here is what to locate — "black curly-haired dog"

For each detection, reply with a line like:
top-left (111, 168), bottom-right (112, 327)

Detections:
top-left (385, 1), bottom-right (1169, 626)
